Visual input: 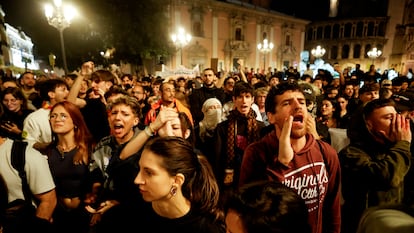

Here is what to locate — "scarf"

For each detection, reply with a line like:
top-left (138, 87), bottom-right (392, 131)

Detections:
top-left (226, 108), bottom-right (259, 168)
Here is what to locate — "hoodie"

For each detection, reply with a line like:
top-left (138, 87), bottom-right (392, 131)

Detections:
top-left (240, 131), bottom-right (341, 233)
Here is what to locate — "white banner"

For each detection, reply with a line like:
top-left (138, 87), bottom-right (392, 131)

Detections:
top-left (156, 64), bottom-right (200, 80)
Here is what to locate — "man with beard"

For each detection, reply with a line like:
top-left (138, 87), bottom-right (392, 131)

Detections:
top-left (239, 81), bottom-right (341, 233)
top-left (189, 68), bottom-right (226, 126)
top-left (130, 84), bottom-right (150, 125)
top-left (144, 82), bottom-right (192, 126)
top-left (86, 95), bottom-right (148, 233)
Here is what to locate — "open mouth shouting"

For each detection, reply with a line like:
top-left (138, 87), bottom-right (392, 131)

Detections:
top-left (292, 114), bottom-right (304, 128)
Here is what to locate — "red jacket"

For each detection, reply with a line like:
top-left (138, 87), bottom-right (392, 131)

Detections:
top-left (144, 98), bottom-right (193, 126)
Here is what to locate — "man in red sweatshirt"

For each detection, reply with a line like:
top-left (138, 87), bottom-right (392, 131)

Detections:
top-left (239, 81), bottom-right (341, 233)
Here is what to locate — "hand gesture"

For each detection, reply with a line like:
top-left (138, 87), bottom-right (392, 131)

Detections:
top-left (276, 116), bottom-right (294, 166)
top-left (151, 106), bottom-right (179, 132)
top-left (385, 113), bottom-right (412, 143)
top-left (81, 61), bottom-right (94, 77)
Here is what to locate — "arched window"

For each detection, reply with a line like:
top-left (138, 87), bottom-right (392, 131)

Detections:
top-left (317, 26), bottom-right (323, 39)
top-left (342, 44), bottom-right (350, 58)
top-left (324, 25), bottom-right (331, 39)
top-left (344, 23), bottom-right (352, 38)
top-left (333, 24), bottom-right (340, 39)
top-left (353, 44), bottom-right (361, 58)
top-left (331, 46), bottom-right (338, 59)
top-left (367, 22), bottom-right (374, 36)
top-left (356, 22), bottom-right (363, 37)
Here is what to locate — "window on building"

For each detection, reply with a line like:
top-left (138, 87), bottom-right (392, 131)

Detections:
top-left (344, 23), bottom-right (352, 38)
top-left (324, 25), bottom-right (331, 39)
top-left (342, 44), bottom-right (350, 58)
top-left (356, 22), bottom-right (363, 37)
top-left (317, 26), bottom-right (323, 39)
top-left (333, 24), bottom-right (340, 39)
top-left (235, 28), bottom-right (242, 40)
top-left (285, 34), bottom-right (291, 46)
top-left (367, 22), bottom-right (374, 36)
top-left (331, 46), bottom-right (338, 59)
top-left (353, 44), bottom-right (361, 58)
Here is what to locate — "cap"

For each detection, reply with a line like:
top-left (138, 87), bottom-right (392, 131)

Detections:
top-left (392, 91), bottom-right (414, 112)
top-left (299, 83), bottom-right (316, 103)
top-left (381, 79), bottom-right (392, 87)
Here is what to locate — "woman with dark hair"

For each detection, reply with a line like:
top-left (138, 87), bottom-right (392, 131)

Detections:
top-left (224, 181), bottom-right (311, 233)
top-left (0, 87), bottom-right (33, 140)
top-left (134, 136), bottom-right (225, 233)
top-left (47, 101), bottom-right (94, 233)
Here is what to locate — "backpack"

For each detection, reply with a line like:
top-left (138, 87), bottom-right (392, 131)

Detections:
top-left (4, 140), bottom-right (37, 233)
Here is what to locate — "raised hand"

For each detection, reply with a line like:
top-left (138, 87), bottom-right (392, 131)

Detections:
top-left (276, 115), bottom-right (294, 166)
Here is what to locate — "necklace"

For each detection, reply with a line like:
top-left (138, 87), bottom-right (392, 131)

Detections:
top-left (57, 144), bottom-right (77, 160)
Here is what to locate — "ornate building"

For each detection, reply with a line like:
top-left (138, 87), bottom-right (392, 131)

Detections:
top-left (304, 0), bottom-right (414, 75)
top-left (0, 6), bottom-right (39, 71)
top-left (167, 0), bottom-right (309, 72)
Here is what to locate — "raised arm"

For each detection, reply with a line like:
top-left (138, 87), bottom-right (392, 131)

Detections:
top-left (119, 107), bottom-right (179, 159)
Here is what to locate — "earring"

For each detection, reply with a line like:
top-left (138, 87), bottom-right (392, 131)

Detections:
top-left (170, 186), bottom-right (177, 196)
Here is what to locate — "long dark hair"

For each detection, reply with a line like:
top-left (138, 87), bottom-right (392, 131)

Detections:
top-left (144, 137), bottom-right (222, 219)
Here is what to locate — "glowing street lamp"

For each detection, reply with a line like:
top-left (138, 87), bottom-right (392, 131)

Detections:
top-left (257, 39), bottom-right (274, 70)
top-left (44, 0), bottom-right (77, 75)
top-left (171, 27), bottom-right (191, 66)
top-left (367, 47), bottom-right (382, 65)
top-left (311, 45), bottom-right (326, 59)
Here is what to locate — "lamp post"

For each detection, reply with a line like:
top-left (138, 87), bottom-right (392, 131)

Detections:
top-left (367, 47), bottom-right (382, 65)
top-left (257, 39), bottom-right (274, 71)
top-left (44, 0), bottom-right (76, 75)
top-left (311, 45), bottom-right (326, 59)
top-left (171, 27), bottom-right (191, 67)
top-left (311, 45), bottom-right (326, 71)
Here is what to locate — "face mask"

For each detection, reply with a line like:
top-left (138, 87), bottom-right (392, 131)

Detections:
top-left (204, 109), bottom-right (222, 130)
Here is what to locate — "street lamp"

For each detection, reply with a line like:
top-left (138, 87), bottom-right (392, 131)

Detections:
top-left (171, 27), bottom-right (191, 67)
top-left (311, 45), bottom-right (326, 59)
top-left (367, 47), bottom-right (382, 65)
top-left (44, 0), bottom-right (76, 75)
top-left (257, 39), bottom-right (274, 71)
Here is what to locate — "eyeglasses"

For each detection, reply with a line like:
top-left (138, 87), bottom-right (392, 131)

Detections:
top-left (49, 113), bottom-right (69, 121)
top-left (2, 99), bottom-right (19, 104)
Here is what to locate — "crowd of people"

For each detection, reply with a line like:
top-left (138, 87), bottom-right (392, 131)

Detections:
top-left (0, 61), bottom-right (414, 233)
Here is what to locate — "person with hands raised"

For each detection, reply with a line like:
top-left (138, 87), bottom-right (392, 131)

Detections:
top-left (239, 81), bottom-right (341, 233)
top-left (340, 98), bottom-right (412, 233)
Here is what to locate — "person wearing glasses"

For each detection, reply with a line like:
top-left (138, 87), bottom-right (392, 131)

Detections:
top-left (47, 101), bottom-right (94, 233)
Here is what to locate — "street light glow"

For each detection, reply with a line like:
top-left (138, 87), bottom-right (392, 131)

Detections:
top-left (171, 27), bottom-right (191, 66)
top-left (257, 39), bottom-right (274, 70)
top-left (311, 45), bottom-right (326, 58)
top-left (44, 0), bottom-right (76, 75)
top-left (367, 47), bottom-right (382, 59)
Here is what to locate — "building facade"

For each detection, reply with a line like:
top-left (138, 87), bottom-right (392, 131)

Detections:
top-left (304, 0), bottom-right (414, 76)
top-left (0, 6), bottom-right (39, 71)
top-left (167, 0), bottom-right (309, 72)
